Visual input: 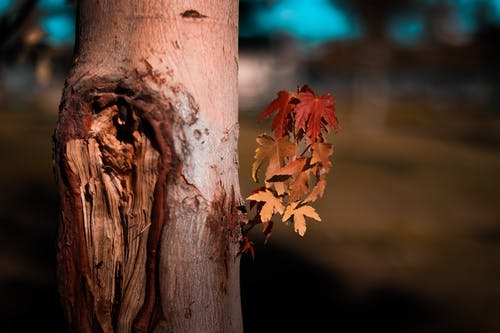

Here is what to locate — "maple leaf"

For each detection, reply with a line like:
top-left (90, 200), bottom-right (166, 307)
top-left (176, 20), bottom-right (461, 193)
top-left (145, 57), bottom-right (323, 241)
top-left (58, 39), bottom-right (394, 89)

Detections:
top-left (288, 166), bottom-right (316, 201)
top-left (245, 85), bottom-right (337, 242)
top-left (266, 157), bottom-right (307, 183)
top-left (294, 90), bottom-right (338, 143)
top-left (282, 202), bottom-right (321, 236)
top-left (277, 156), bottom-right (308, 175)
top-left (248, 187), bottom-right (266, 210)
top-left (246, 189), bottom-right (285, 222)
top-left (259, 90), bottom-right (294, 139)
top-left (251, 134), bottom-right (297, 195)
top-left (311, 142), bottom-right (333, 170)
top-left (303, 176), bottom-right (327, 203)
top-left (245, 203), bottom-right (274, 241)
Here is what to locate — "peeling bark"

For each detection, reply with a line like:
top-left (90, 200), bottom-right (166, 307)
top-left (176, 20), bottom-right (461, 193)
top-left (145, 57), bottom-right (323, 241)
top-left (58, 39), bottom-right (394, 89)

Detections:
top-left (53, 1), bottom-right (241, 332)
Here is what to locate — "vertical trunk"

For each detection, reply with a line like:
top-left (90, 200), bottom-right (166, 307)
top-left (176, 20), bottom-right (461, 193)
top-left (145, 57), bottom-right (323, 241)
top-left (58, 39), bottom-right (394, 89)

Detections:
top-left (53, 1), bottom-right (242, 332)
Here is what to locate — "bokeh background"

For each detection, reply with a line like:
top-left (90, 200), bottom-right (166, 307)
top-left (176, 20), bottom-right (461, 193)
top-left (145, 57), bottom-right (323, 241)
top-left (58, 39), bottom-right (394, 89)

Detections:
top-left (1, 0), bottom-right (499, 332)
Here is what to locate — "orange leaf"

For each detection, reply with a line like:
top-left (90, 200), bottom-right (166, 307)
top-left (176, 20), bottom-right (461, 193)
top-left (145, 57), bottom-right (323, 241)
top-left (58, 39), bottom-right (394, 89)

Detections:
top-left (311, 142), bottom-right (333, 170)
top-left (266, 157), bottom-right (307, 182)
top-left (282, 202), bottom-right (321, 236)
top-left (288, 166), bottom-right (317, 201)
top-left (246, 189), bottom-right (285, 222)
top-left (303, 176), bottom-right (327, 203)
top-left (251, 134), bottom-right (297, 195)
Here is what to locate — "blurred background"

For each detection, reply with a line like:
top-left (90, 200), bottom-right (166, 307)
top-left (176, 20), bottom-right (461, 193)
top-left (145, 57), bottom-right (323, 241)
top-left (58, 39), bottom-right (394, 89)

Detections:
top-left (1, 0), bottom-right (499, 332)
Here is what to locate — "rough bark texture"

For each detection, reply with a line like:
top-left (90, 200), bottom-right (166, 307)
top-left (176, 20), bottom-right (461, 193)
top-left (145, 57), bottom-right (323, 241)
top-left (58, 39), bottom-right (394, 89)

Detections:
top-left (53, 1), bottom-right (242, 332)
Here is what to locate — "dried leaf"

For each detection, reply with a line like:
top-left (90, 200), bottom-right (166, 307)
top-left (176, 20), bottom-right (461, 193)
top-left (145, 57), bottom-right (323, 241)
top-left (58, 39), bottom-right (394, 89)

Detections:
top-left (311, 142), bottom-right (333, 170)
top-left (246, 85), bottom-right (338, 242)
top-left (288, 166), bottom-right (316, 201)
top-left (251, 134), bottom-right (297, 195)
top-left (303, 176), bottom-right (327, 203)
top-left (247, 189), bottom-right (285, 222)
top-left (282, 202), bottom-right (321, 236)
top-left (277, 156), bottom-right (308, 175)
top-left (266, 157), bottom-right (307, 182)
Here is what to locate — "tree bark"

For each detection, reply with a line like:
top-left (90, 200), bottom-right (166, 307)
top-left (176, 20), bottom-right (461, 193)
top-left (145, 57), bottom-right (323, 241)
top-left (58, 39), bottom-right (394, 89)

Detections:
top-left (53, 1), bottom-right (242, 332)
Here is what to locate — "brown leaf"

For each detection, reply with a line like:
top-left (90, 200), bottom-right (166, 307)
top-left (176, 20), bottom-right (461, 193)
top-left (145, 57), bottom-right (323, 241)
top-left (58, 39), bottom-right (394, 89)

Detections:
top-left (251, 134), bottom-right (297, 195)
top-left (288, 166), bottom-right (316, 201)
top-left (277, 157), bottom-right (308, 175)
top-left (246, 189), bottom-right (285, 222)
top-left (266, 157), bottom-right (307, 182)
top-left (311, 142), bottom-right (333, 170)
top-left (282, 202), bottom-right (321, 236)
top-left (303, 176), bottom-right (327, 203)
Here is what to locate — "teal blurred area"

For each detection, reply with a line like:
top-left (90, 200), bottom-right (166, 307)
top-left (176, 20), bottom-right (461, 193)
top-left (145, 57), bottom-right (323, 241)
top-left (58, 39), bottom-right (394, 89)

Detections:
top-left (1, 1), bottom-right (500, 332)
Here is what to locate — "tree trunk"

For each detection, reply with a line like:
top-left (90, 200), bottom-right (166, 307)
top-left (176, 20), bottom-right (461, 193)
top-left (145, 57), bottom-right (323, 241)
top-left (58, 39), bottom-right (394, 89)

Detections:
top-left (52, 1), bottom-right (242, 332)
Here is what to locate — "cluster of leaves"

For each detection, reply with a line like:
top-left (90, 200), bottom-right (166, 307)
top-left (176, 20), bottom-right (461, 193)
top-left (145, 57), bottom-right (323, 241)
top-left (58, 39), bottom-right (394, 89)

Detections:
top-left (240, 85), bottom-right (338, 257)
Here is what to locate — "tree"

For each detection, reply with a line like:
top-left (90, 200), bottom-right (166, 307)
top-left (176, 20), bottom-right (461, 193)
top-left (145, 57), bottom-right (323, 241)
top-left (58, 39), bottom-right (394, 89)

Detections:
top-left (52, 1), bottom-right (242, 332)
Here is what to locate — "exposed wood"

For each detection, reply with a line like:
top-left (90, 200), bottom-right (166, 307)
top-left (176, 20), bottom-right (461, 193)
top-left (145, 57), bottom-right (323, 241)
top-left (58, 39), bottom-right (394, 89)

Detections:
top-left (64, 106), bottom-right (159, 332)
top-left (53, 1), bottom-right (241, 332)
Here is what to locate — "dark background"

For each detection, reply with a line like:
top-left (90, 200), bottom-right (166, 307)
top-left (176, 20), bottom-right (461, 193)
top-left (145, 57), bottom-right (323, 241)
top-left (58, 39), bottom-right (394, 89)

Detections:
top-left (1, 0), bottom-right (499, 332)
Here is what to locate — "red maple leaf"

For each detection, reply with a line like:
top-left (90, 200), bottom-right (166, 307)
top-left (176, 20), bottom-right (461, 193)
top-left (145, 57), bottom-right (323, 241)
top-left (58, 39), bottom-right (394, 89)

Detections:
top-left (259, 90), bottom-right (294, 139)
top-left (294, 89), bottom-right (338, 143)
